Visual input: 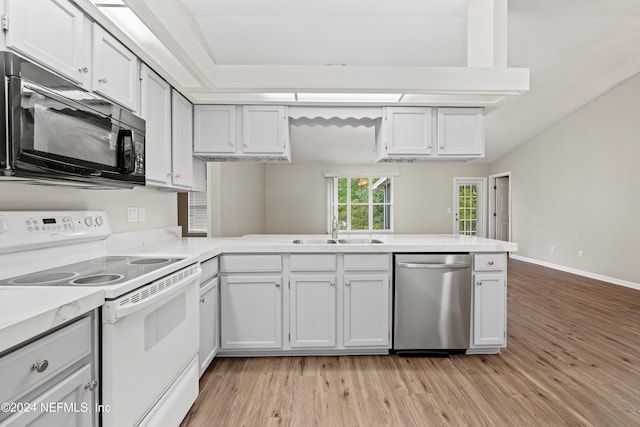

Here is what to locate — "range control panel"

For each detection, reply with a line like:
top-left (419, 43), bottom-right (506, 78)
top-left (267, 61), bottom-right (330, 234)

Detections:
top-left (0, 211), bottom-right (110, 254)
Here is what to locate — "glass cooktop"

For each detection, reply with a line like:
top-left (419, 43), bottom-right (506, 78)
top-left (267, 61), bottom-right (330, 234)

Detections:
top-left (0, 256), bottom-right (182, 287)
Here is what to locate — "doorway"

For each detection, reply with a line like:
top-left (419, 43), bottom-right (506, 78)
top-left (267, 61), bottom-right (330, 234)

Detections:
top-left (488, 172), bottom-right (511, 241)
top-left (453, 177), bottom-right (487, 237)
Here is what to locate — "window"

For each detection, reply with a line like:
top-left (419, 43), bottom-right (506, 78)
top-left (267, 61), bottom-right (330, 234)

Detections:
top-left (332, 177), bottom-right (393, 231)
top-left (177, 192), bottom-right (208, 237)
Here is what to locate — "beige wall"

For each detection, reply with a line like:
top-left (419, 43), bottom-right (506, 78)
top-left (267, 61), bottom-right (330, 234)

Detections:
top-left (0, 183), bottom-right (177, 233)
top-left (264, 163), bottom-right (490, 234)
top-left (208, 162), bottom-right (266, 237)
top-left (491, 73), bottom-right (640, 284)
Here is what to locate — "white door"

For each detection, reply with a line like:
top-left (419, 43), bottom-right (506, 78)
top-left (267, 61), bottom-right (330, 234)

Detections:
top-left (171, 90), bottom-right (194, 188)
top-left (343, 274), bottom-right (389, 347)
top-left (140, 65), bottom-right (172, 185)
top-left (194, 105), bottom-right (237, 154)
top-left (5, 0), bottom-right (90, 86)
top-left (242, 106), bottom-right (288, 154)
top-left (453, 178), bottom-right (486, 236)
top-left (290, 275), bottom-right (336, 348)
top-left (495, 176), bottom-right (510, 241)
top-left (92, 25), bottom-right (138, 111)
top-left (472, 273), bottom-right (506, 347)
top-left (384, 107), bottom-right (434, 155)
top-left (220, 275), bottom-right (282, 349)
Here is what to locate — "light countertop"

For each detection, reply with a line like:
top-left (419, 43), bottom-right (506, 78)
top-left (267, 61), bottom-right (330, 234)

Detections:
top-left (0, 287), bottom-right (104, 354)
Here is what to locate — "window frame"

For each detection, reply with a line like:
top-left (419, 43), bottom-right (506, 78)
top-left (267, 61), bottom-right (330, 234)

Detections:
top-left (330, 176), bottom-right (394, 233)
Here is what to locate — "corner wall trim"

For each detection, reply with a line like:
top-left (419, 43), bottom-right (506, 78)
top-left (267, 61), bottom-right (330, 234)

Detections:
top-left (509, 254), bottom-right (640, 291)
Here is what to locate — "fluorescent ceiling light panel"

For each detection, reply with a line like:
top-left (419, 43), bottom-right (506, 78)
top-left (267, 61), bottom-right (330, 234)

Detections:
top-left (297, 93), bottom-right (402, 103)
top-left (401, 93), bottom-right (509, 105)
top-left (192, 93), bottom-right (296, 102)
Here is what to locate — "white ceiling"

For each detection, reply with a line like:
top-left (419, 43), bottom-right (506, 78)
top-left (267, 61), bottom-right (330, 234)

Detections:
top-left (118, 0), bottom-right (640, 163)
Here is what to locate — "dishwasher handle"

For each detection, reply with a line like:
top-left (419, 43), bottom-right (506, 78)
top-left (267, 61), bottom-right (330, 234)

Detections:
top-left (397, 262), bottom-right (470, 269)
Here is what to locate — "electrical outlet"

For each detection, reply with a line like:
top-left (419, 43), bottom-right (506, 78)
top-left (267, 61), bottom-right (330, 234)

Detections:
top-left (550, 245), bottom-right (555, 253)
top-left (127, 207), bottom-right (139, 223)
top-left (138, 207), bottom-right (146, 222)
top-left (447, 207), bottom-right (452, 213)
top-left (578, 250), bottom-right (583, 257)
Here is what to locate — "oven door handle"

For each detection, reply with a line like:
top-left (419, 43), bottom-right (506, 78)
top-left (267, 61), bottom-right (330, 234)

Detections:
top-left (103, 267), bottom-right (202, 323)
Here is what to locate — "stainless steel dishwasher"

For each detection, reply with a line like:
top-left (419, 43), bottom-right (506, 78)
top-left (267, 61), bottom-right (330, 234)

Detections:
top-left (393, 254), bottom-right (472, 354)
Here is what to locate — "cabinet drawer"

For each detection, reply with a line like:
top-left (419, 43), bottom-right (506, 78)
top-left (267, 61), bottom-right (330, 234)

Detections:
top-left (344, 254), bottom-right (391, 271)
top-left (290, 254), bottom-right (337, 272)
top-left (0, 316), bottom-right (91, 403)
top-left (201, 256), bottom-right (219, 281)
top-left (220, 254), bottom-right (282, 273)
top-left (474, 253), bottom-right (507, 271)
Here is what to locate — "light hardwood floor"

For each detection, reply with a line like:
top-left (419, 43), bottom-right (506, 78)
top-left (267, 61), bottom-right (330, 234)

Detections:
top-left (182, 259), bottom-right (640, 426)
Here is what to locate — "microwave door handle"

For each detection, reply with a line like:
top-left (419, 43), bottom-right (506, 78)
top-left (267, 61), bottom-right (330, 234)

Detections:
top-left (117, 129), bottom-right (134, 174)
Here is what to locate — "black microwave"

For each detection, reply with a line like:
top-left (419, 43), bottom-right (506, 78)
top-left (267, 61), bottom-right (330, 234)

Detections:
top-left (0, 52), bottom-right (145, 188)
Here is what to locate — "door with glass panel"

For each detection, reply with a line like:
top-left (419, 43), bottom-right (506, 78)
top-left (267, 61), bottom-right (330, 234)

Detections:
top-left (453, 178), bottom-right (486, 236)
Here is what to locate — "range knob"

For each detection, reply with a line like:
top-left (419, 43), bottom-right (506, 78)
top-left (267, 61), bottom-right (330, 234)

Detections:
top-left (95, 216), bottom-right (104, 227)
top-left (84, 216), bottom-right (94, 227)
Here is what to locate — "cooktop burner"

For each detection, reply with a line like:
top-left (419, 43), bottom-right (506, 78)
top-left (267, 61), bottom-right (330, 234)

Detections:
top-left (0, 256), bottom-right (183, 287)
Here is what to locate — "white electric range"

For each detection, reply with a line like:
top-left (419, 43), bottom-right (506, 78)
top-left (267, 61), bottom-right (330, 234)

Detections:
top-left (0, 211), bottom-right (201, 427)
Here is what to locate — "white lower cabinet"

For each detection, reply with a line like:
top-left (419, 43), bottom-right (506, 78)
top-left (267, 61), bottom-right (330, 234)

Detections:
top-left (289, 275), bottom-right (337, 348)
top-left (220, 275), bottom-right (283, 350)
top-left (343, 274), bottom-right (390, 347)
top-left (0, 313), bottom-right (98, 426)
top-left (472, 273), bottom-right (506, 347)
top-left (470, 253), bottom-right (507, 351)
top-left (198, 277), bottom-right (218, 376)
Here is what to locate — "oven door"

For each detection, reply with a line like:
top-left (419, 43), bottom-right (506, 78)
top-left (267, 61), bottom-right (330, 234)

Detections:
top-left (101, 266), bottom-right (201, 427)
top-left (5, 77), bottom-right (144, 186)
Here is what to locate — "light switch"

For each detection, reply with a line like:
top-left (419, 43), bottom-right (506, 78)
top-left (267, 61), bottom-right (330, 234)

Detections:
top-left (138, 207), bottom-right (146, 222)
top-left (127, 207), bottom-right (139, 222)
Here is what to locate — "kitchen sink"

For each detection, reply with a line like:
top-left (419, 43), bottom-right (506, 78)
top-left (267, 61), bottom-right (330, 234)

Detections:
top-left (292, 239), bottom-right (337, 244)
top-left (337, 239), bottom-right (384, 244)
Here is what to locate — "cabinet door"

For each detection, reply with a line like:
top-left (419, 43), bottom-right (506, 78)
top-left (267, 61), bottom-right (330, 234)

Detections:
top-left (199, 277), bottom-right (218, 376)
top-left (290, 275), bottom-right (336, 348)
top-left (437, 108), bottom-right (484, 156)
top-left (472, 273), bottom-right (506, 347)
top-left (194, 105), bottom-right (236, 154)
top-left (171, 90), bottom-right (194, 188)
top-left (384, 107), bottom-right (434, 155)
top-left (1, 364), bottom-right (94, 426)
top-left (343, 274), bottom-right (389, 347)
top-left (5, 0), bottom-right (90, 86)
top-left (140, 65), bottom-right (172, 185)
top-left (220, 275), bottom-right (282, 349)
top-left (92, 25), bottom-right (139, 111)
top-left (242, 106), bottom-right (288, 154)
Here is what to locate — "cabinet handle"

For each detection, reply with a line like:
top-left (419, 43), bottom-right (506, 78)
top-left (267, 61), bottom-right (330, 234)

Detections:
top-left (488, 260), bottom-right (494, 266)
top-left (98, 78), bottom-right (108, 84)
top-left (345, 281), bottom-right (350, 287)
top-left (31, 360), bottom-right (49, 373)
top-left (78, 67), bottom-right (88, 73)
top-left (84, 380), bottom-right (98, 391)
top-left (476, 281), bottom-right (482, 286)
top-left (175, 173), bottom-right (181, 178)
top-left (167, 172), bottom-right (173, 177)
top-left (200, 297), bottom-right (205, 303)
top-left (427, 144), bottom-right (432, 149)
top-left (330, 281), bottom-right (335, 286)
top-left (229, 141), bottom-right (234, 146)
top-left (275, 282), bottom-right (281, 287)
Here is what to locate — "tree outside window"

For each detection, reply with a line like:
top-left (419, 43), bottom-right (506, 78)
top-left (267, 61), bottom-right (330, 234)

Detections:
top-left (334, 177), bottom-right (393, 231)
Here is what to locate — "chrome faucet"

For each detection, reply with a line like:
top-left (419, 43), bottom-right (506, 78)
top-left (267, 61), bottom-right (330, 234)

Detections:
top-left (331, 214), bottom-right (346, 239)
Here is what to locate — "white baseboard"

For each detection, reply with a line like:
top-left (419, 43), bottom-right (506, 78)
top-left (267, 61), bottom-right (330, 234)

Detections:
top-left (509, 254), bottom-right (640, 291)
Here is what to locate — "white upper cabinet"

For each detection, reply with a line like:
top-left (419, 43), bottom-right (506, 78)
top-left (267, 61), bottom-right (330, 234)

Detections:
top-left (242, 105), bottom-right (289, 154)
top-left (193, 105), bottom-right (290, 161)
top-left (437, 108), bottom-right (484, 156)
top-left (381, 107), bottom-right (434, 156)
top-left (4, 0), bottom-right (91, 87)
top-left (92, 25), bottom-right (139, 112)
top-left (171, 90), bottom-right (194, 189)
top-left (194, 105), bottom-right (236, 154)
top-left (140, 65), bottom-right (172, 185)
